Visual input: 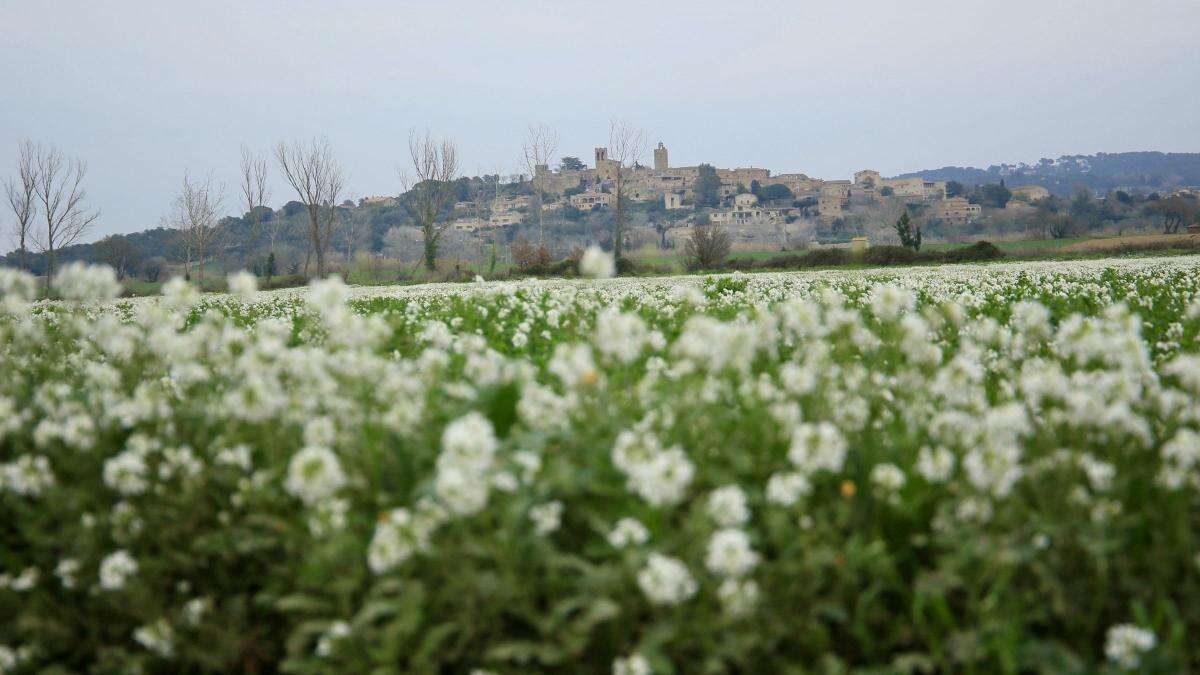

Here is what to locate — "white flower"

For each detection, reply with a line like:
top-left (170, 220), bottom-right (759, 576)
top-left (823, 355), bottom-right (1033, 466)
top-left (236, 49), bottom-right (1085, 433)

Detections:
top-left (548, 343), bottom-right (599, 388)
top-left (98, 550), bottom-right (138, 591)
top-left (216, 444), bottom-right (253, 472)
top-left (1104, 624), bottom-right (1156, 669)
top-left (624, 445), bottom-right (695, 507)
top-left (637, 553), bottom-right (697, 606)
top-left (441, 412), bottom-right (498, 466)
top-left (0, 645), bottom-right (17, 672)
top-left (133, 618), bottom-right (175, 657)
top-left (870, 463), bottom-right (906, 492)
top-left (0, 267), bottom-right (38, 306)
top-left (718, 578), bottom-right (760, 617)
top-left (52, 262), bottom-right (121, 302)
top-left (579, 246), bottom-right (615, 279)
top-left (787, 422), bottom-right (847, 475)
top-left (367, 504), bottom-right (439, 571)
top-left (103, 450), bottom-right (149, 496)
top-left (705, 528), bottom-right (759, 578)
top-left (608, 518), bottom-right (650, 548)
top-left (226, 270), bottom-right (258, 297)
top-left (284, 446), bottom-right (347, 505)
top-left (160, 276), bottom-right (200, 311)
top-left (308, 497), bottom-right (350, 537)
top-left (183, 597), bottom-right (208, 626)
top-left (766, 471), bottom-right (810, 506)
top-left (434, 413), bottom-right (499, 511)
top-left (315, 621), bottom-right (351, 658)
top-left (435, 462), bottom-right (491, 516)
top-left (303, 417), bottom-right (337, 447)
top-left (56, 558), bottom-right (81, 589)
top-left (306, 275), bottom-right (349, 315)
top-left (613, 652), bottom-right (651, 675)
top-left (1159, 428), bottom-right (1200, 489)
top-left (10, 567), bottom-right (37, 591)
top-left (916, 446), bottom-right (955, 482)
top-left (706, 485), bottom-right (750, 527)
top-left (530, 501), bottom-right (563, 536)
top-left (1, 455), bottom-right (55, 496)
top-left (594, 309), bottom-right (649, 364)
top-left (868, 284), bottom-right (914, 321)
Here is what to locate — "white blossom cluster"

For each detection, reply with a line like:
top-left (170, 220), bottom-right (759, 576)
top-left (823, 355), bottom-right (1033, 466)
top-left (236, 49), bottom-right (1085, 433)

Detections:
top-left (0, 256), bottom-right (1199, 671)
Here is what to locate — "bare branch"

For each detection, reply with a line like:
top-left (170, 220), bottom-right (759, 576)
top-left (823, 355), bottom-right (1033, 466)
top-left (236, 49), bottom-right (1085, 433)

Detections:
top-left (606, 119), bottom-right (647, 264)
top-left (275, 137), bottom-right (342, 277)
top-left (404, 130), bottom-right (460, 271)
top-left (4, 140), bottom-right (39, 270)
top-left (168, 172), bottom-right (224, 282)
top-left (26, 142), bottom-right (100, 283)
top-left (522, 124), bottom-right (560, 246)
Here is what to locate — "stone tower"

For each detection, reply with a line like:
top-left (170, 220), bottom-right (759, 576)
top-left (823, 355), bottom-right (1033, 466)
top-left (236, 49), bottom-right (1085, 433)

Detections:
top-left (595, 147), bottom-right (608, 166)
top-left (653, 142), bottom-right (669, 171)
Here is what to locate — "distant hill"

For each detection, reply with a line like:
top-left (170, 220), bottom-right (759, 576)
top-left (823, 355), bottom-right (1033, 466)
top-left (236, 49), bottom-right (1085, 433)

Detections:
top-left (894, 152), bottom-right (1200, 196)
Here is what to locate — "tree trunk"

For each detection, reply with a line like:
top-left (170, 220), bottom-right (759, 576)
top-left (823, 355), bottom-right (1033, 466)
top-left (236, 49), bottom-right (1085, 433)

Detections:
top-left (537, 191), bottom-right (545, 248)
top-left (613, 176), bottom-right (624, 265)
top-left (307, 207), bottom-right (325, 277)
top-left (45, 246), bottom-right (56, 292)
top-left (424, 231), bottom-right (437, 271)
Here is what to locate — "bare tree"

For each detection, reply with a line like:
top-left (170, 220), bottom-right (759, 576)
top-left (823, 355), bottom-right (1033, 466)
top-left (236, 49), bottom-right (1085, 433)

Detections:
top-left (170, 173), bottom-right (224, 282)
top-left (4, 140), bottom-right (38, 272)
top-left (606, 119), bottom-right (647, 265)
top-left (28, 143), bottom-right (99, 285)
top-left (683, 224), bottom-right (731, 270)
top-left (522, 124), bottom-right (559, 247)
top-left (274, 138), bottom-right (343, 277)
top-left (402, 130), bottom-right (460, 271)
top-left (239, 146), bottom-right (271, 266)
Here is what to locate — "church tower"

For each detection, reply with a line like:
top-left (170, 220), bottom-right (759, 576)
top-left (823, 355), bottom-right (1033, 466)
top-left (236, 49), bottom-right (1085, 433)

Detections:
top-left (653, 142), bottom-right (669, 171)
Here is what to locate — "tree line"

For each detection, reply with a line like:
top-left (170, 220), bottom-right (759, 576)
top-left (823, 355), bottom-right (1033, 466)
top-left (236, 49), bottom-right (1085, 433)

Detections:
top-left (4, 120), bottom-right (659, 285)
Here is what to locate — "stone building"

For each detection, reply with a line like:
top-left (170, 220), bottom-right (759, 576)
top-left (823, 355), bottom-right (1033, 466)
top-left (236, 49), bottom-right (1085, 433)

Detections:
top-left (733, 193), bottom-right (759, 208)
top-left (817, 180), bottom-right (852, 220)
top-left (664, 193), bottom-right (686, 210)
top-left (718, 167), bottom-right (771, 191)
top-left (594, 147), bottom-right (620, 183)
top-left (854, 170), bottom-right (882, 190)
top-left (930, 196), bottom-right (981, 224)
top-left (880, 177), bottom-right (946, 201)
top-left (710, 205), bottom-right (786, 225)
top-left (654, 143), bottom-right (669, 171)
top-left (768, 173), bottom-right (823, 199)
top-left (569, 190), bottom-right (613, 211)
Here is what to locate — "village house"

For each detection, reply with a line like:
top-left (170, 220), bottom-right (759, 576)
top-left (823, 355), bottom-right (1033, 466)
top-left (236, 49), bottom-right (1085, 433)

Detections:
top-left (489, 211), bottom-right (523, 227)
top-left (452, 217), bottom-right (487, 231)
top-left (931, 196), bottom-right (982, 224)
top-left (359, 195), bottom-right (396, 207)
top-left (854, 170), bottom-right (882, 190)
top-left (767, 173), bottom-right (823, 199)
top-left (817, 181), bottom-right (851, 220)
top-left (880, 177), bottom-right (946, 200)
top-left (569, 189), bottom-right (613, 211)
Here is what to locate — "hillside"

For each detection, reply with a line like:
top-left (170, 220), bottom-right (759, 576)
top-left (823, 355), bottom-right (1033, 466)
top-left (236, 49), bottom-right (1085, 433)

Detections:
top-left (895, 151), bottom-right (1200, 196)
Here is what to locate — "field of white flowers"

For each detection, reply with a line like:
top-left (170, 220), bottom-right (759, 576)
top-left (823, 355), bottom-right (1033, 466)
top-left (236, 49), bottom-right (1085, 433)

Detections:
top-left (3, 254), bottom-right (1200, 673)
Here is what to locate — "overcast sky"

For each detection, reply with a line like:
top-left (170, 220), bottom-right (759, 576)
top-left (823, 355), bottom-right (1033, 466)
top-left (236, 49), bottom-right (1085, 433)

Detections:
top-left (3, 0), bottom-right (1199, 240)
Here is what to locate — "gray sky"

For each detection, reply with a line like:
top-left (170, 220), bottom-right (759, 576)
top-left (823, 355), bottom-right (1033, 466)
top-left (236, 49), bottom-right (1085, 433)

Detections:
top-left (3, 0), bottom-right (1199, 240)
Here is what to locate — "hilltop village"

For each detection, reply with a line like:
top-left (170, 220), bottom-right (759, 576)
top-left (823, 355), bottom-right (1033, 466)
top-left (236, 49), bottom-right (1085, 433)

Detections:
top-left (354, 142), bottom-right (1064, 258)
